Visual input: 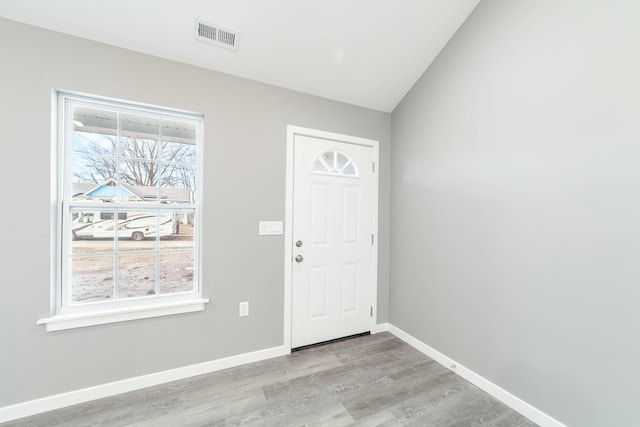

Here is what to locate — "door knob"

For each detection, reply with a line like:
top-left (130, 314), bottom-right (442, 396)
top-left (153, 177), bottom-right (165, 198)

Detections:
top-left (295, 255), bottom-right (304, 263)
top-left (295, 240), bottom-right (303, 247)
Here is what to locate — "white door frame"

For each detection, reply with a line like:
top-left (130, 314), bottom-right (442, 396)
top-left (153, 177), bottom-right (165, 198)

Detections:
top-left (284, 125), bottom-right (379, 350)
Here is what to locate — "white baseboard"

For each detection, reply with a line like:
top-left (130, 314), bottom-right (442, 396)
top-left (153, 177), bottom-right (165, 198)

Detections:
top-left (387, 324), bottom-right (566, 427)
top-left (1, 326), bottom-right (565, 426)
top-left (0, 345), bottom-right (290, 423)
top-left (371, 322), bottom-right (390, 334)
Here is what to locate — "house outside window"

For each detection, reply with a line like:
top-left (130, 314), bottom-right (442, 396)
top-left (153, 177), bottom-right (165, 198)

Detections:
top-left (39, 92), bottom-right (207, 331)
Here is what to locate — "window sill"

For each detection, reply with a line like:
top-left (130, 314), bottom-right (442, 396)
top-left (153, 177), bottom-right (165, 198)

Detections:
top-left (37, 298), bottom-right (209, 332)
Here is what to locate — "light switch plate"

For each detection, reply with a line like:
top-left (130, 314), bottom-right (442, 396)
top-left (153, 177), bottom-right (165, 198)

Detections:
top-left (239, 301), bottom-right (249, 317)
top-left (259, 221), bottom-right (283, 236)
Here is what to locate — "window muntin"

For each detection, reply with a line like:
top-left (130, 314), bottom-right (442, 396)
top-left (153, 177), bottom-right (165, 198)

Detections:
top-left (311, 150), bottom-right (358, 177)
top-left (55, 93), bottom-right (204, 322)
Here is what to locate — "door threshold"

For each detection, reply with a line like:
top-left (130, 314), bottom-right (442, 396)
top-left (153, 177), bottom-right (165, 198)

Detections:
top-left (291, 331), bottom-right (371, 352)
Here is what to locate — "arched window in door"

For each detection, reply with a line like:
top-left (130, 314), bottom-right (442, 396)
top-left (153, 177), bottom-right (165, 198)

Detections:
top-left (311, 150), bottom-right (359, 177)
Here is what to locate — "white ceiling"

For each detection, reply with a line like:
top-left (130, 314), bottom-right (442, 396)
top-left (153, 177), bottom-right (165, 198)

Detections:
top-left (0, 0), bottom-right (479, 112)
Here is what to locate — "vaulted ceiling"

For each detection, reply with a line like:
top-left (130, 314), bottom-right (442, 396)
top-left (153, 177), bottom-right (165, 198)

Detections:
top-left (0, 0), bottom-right (480, 112)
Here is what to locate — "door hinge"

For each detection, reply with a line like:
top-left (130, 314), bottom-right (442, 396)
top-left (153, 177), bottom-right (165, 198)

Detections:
top-left (372, 162), bottom-right (375, 173)
top-left (370, 306), bottom-right (373, 317)
top-left (371, 234), bottom-right (374, 245)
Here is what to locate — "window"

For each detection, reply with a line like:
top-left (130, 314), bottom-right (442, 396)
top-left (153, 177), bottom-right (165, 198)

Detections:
top-left (39, 92), bottom-right (207, 331)
top-left (311, 150), bottom-right (358, 177)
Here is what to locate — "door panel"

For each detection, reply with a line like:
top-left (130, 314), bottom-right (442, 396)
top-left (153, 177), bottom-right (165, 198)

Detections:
top-left (310, 184), bottom-right (328, 244)
top-left (309, 267), bottom-right (328, 318)
top-left (291, 134), bottom-right (374, 348)
top-left (341, 264), bottom-right (357, 312)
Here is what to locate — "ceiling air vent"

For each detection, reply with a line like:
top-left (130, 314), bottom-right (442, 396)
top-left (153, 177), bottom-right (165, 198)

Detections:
top-left (195, 19), bottom-right (240, 52)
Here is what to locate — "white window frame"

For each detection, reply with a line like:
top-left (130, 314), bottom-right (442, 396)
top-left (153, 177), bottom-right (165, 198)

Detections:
top-left (39, 91), bottom-right (208, 332)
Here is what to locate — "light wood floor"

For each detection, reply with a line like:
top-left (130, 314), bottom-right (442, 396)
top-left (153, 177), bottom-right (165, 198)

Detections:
top-left (6, 332), bottom-right (537, 426)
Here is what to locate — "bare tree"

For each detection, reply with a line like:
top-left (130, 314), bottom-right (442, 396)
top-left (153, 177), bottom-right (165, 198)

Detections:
top-left (73, 132), bottom-right (196, 199)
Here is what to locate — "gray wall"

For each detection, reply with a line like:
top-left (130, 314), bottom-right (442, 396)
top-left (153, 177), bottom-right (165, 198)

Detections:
top-left (390, 1), bottom-right (640, 426)
top-left (0, 18), bottom-right (390, 407)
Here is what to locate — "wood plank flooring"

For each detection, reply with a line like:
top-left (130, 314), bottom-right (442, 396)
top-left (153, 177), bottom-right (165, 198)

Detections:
top-left (4, 332), bottom-right (538, 426)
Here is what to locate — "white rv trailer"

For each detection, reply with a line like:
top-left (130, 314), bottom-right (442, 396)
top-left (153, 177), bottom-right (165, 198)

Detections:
top-left (71, 211), bottom-right (176, 241)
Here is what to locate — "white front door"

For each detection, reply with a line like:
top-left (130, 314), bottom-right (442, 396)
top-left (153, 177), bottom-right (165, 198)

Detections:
top-left (291, 133), bottom-right (375, 348)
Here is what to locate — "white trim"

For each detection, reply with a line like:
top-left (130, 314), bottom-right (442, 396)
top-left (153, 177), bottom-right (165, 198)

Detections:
top-left (284, 125), bottom-right (380, 350)
top-left (37, 298), bottom-right (209, 332)
top-left (0, 344), bottom-right (289, 423)
top-left (51, 90), bottom-right (63, 314)
top-left (388, 324), bottom-right (567, 427)
top-left (1, 323), bottom-right (564, 425)
top-left (370, 136), bottom-right (380, 335)
top-left (284, 127), bottom-right (295, 350)
top-left (370, 322), bottom-right (390, 334)
top-left (47, 91), bottom-right (206, 331)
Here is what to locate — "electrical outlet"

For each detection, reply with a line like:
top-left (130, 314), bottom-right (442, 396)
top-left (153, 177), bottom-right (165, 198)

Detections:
top-left (239, 301), bottom-right (249, 317)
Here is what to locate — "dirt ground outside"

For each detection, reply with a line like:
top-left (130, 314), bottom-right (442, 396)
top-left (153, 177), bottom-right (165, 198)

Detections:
top-left (70, 225), bottom-right (196, 303)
